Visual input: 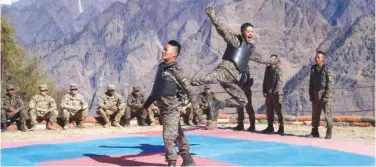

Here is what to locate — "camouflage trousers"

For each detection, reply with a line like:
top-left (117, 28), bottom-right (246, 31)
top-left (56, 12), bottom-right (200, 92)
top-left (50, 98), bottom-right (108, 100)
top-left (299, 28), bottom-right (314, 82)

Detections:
top-left (96, 108), bottom-right (125, 123)
top-left (29, 109), bottom-right (58, 125)
top-left (265, 93), bottom-right (284, 126)
top-left (312, 100), bottom-right (333, 128)
top-left (183, 105), bottom-right (204, 124)
top-left (160, 106), bottom-right (190, 162)
top-left (190, 61), bottom-right (247, 108)
top-left (61, 109), bottom-right (89, 122)
top-left (1, 109), bottom-right (28, 125)
top-left (237, 86), bottom-right (255, 124)
top-left (125, 106), bottom-right (148, 124)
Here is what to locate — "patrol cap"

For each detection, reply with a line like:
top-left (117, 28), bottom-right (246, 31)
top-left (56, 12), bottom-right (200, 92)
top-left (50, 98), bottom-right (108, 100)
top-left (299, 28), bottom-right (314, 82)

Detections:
top-left (70, 84), bottom-right (78, 90)
top-left (107, 84), bottom-right (115, 91)
top-left (39, 84), bottom-right (48, 91)
top-left (6, 84), bottom-right (15, 90)
top-left (204, 85), bottom-right (211, 90)
top-left (133, 86), bottom-right (141, 92)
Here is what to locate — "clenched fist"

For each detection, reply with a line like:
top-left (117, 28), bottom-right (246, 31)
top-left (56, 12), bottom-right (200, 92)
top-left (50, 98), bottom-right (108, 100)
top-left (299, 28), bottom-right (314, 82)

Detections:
top-left (205, 6), bottom-right (215, 17)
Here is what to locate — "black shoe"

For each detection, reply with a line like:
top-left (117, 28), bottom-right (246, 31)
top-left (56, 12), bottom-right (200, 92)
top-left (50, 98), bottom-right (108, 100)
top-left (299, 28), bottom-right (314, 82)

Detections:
top-left (168, 161), bottom-right (176, 166)
top-left (324, 127), bottom-right (332, 139)
top-left (181, 154), bottom-right (195, 166)
top-left (261, 125), bottom-right (274, 134)
top-left (277, 125), bottom-right (284, 135)
top-left (306, 127), bottom-right (320, 138)
top-left (233, 122), bottom-right (244, 131)
top-left (247, 125), bottom-right (255, 132)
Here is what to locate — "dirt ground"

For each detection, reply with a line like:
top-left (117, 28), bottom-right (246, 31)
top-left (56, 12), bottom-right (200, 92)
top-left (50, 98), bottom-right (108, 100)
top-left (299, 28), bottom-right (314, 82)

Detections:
top-left (1, 123), bottom-right (375, 144)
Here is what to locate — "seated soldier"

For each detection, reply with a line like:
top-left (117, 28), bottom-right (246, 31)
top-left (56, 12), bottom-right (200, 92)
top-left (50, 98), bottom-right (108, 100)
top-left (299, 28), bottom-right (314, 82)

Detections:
top-left (96, 84), bottom-right (126, 128)
top-left (125, 86), bottom-right (148, 126)
top-left (29, 85), bottom-right (59, 130)
top-left (1, 84), bottom-right (28, 132)
top-left (60, 84), bottom-right (89, 130)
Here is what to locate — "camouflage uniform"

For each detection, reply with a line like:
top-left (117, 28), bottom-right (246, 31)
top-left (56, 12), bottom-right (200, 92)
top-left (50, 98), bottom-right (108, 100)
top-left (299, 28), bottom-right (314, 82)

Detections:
top-left (309, 64), bottom-right (333, 139)
top-left (1, 84), bottom-right (28, 132)
top-left (143, 61), bottom-right (196, 165)
top-left (29, 85), bottom-right (59, 130)
top-left (234, 73), bottom-right (256, 131)
top-left (148, 102), bottom-right (160, 125)
top-left (262, 65), bottom-right (284, 134)
top-left (96, 85), bottom-right (126, 127)
top-left (60, 84), bottom-right (89, 129)
top-left (190, 9), bottom-right (279, 126)
top-left (125, 86), bottom-right (148, 126)
top-left (198, 86), bottom-right (217, 121)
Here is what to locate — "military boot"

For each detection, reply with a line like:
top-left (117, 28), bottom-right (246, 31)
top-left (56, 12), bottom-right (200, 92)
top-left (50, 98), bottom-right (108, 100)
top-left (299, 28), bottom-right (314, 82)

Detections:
top-left (1, 123), bottom-right (7, 132)
top-left (247, 119), bottom-right (256, 132)
top-left (306, 127), bottom-right (320, 138)
top-left (77, 121), bottom-right (85, 128)
top-left (324, 127), bottom-right (332, 139)
top-left (112, 121), bottom-right (121, 127)
top-left (30, 124), bottom-right (36, 131)
top-left (168, 161), bottom-right (176, 166)
top-left (233, 122), bottom-right (245, 131)
top-left (63, 120), bottom-right (70, 130)
top-left (277, 125), bottom-right (284, 135)
top-left (19, 122), bottom-right (27, 132)
top-left (46, 122), bottom-right (57, 130)
top-left (124, 118), bottom-right (130, 127)
top-left (261, 125), bottom-right (274, 133)
top-left (181, 154), bottom-right (196, 166)
top-left (139, 118), bottom-right (147, 126)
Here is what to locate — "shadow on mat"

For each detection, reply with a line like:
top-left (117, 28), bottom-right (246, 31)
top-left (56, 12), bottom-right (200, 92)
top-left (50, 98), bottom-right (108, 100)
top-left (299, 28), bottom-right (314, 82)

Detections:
top-left (84, 143), bottom-right (199, 166)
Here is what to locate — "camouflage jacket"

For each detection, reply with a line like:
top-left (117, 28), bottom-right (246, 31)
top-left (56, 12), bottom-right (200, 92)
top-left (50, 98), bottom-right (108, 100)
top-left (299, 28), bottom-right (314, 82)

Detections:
top-left (127, 93), bottom-right (145, 110)
top-left (29, 95), bottom-right (57, 113)
top-left (309, 64), bottom-right (333, 101)
top-left (1, 93), bottom-right (24, 112)
top-left (263, 65), bottom-right (283, 95)
top-left (98, 92), bottom-right (125, 110)
top-left (60, 93), bottom-right (88, 111)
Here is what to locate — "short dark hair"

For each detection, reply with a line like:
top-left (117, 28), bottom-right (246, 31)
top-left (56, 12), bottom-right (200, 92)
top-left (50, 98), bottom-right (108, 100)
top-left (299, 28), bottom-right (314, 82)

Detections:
top-left (241, 23), bottom-right (254, 32)
top-left (316, 50), bottom-right (325, 57)
top-left (168, 40), bottom-right (181, 56)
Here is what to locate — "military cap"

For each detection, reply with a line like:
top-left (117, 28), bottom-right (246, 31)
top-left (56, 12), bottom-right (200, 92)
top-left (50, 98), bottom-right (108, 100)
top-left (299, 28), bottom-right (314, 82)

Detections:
top-left (70, 84), bottom-right (78, 90)
top-left (39, 84), bottom-right (48, 91)
top-left (107, 84), bottom-right (115, 91)
top-left (6, 84), bottom-right (15, 90)
top-left (133, 86), bottom-right (141, 92)
top-left (204, 85), bottom-right (211, 89)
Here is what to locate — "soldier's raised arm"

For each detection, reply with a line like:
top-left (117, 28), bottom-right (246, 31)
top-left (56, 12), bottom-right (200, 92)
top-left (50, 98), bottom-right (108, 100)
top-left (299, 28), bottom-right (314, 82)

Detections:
top-left (206, 6), bottom-right (240, 47)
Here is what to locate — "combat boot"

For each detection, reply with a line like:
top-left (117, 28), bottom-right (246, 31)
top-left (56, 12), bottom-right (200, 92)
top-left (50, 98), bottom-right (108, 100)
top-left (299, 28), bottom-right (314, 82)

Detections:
top-left (181, 154), bottom-right (196, 166)
top-left (168, 161), bottom-right (176, 166)
top-left (261, 125), bottom-right (274, 134)
top-left (233, 122), bottom-right (245, 131)
top-left (19, 122), bottom-right (27, 132)
top-left (77, 121), bottom-right (85, 128)
top-left (1, 123), bottom-right (7, 132)
top-left (247, 119), bottom-right (256, 132)
top-left (63, 120), bottom-right (70, 130)
top-left (139, 119), bottom-right (147, 126)
top-left (306, 127), bottom-right (320, 138)
top-left (124, 118), bottom-right (130, 127)
top-left (112, 121), bottom-right (121, 127)
top-left (46, 122), bottom-right (57, 130)
top-left (277, 125), bottom-right (284, 135)
top-left (30, 124), bottom-right (36, 131)
top-left (324, 127), bottom-right (332, 139)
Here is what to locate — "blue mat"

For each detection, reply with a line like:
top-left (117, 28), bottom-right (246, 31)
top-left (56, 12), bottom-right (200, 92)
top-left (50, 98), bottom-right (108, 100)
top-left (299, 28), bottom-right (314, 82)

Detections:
top-left (1, 134), bottom-right (375, 166)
